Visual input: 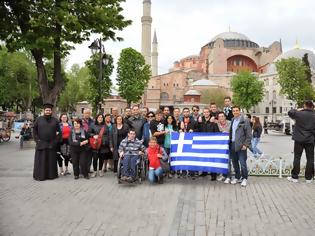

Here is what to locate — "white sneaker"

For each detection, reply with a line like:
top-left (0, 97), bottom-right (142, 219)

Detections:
top-left (241, 179), bottom-right (247, 187)
top-left (217, 175), bottom-right (225, 181)
top-left (90, 171), bottom-right (97, 178)
top-left (306, 179), bottom-right (313, 184)
top-left (224, 178), bottom-right (231, 184)
top-left (230, 178), bottom-right (239, 185)
top-left (287, 176), bottom-right (298, 183)
top-left (98, 170), bottom-right (104, 177)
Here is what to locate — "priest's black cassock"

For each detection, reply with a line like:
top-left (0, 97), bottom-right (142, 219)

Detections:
top-left (33, 115), bottom-right (61, 181)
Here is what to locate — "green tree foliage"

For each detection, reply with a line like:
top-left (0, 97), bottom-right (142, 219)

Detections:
top-left (302, 53), bottom-right (312, 84)
top-left (116, 48), bottom-right (151, 106)
top-left (200, 88), bottom-right (229, 108)
top-left (276, 57), bottom-right (315, 105)
top-left (231, 71), bottom-right (264, 111)
top-left (0, 0), bottom-right (131, 106)
top-left (85, 54), bottom-right (114, 112)
top-left (0, 48), bottom-right (39, 111)
top-left (58, 64), bottom-right (90, 112)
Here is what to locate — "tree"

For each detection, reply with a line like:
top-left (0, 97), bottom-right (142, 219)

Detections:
top-left (0, 48), bottom-right (39, 111)
top-left (0, 0), bottom-right (131, 107)
top-left (200, 88), bottom-right (229, 108)
top-left (276, 57), bottom-right (315, 105)
top-left (58, 64), bottom-right (90, 112)
top-left (85, 54), bottom-right (114, 113)
top-left (302, 53), bottom-right (313, 84)
top-left (116, 48), bottom-right (151, 106)
top-left (231, 71), bottom-right (264, 111)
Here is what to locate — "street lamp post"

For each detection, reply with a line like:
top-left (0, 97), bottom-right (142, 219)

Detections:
top-left (89, 38), bottom-right (109, 113)
top-left (269, 99), bottom-right (276, 123)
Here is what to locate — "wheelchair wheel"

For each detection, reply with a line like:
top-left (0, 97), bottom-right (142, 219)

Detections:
top-left (117, 157), bottom-right (122, 184)
top-left (140, 158), bottom-right (147, 182)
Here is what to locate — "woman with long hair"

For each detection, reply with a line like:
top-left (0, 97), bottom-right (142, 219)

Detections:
top-left (252, 117), bottom-right (263, 157)
top-left (111, 115), bottom-right (129, 173)
top-left (58, 113), bottom-right (72, 176)
top-left (90, 114), bottom-right (112, 177)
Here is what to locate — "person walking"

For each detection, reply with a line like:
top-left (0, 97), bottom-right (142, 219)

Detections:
top-left (229, 106), bottom-right (252, 187)
top-left (69, 118), bottom-right (89, 180)
top-left (251, 117), bottom-right (263, 158)
top-left (287, 101), bottom-right (315, 183)
top-left (33, 103), bottom-right (61, 181)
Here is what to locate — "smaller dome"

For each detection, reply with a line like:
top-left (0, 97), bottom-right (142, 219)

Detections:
top-left (185, 90), bottom-right (201, 96)
top-left (267, 48), bottom-right (315, 74)
top-left (192, 79), bottom-right (217, 86)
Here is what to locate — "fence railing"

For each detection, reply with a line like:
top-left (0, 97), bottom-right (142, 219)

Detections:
top-left (247, 154), bottom-right (306, 177)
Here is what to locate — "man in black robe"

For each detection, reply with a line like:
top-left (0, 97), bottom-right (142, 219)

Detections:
top-left (33, 103), bottom-right (61, 181)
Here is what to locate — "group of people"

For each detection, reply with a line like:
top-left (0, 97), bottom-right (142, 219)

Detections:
top-left (31, 98), bottom-right (315, 187)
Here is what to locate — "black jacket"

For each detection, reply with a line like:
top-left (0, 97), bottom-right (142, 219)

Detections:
top-left (253, 125), bottom-right (262, 138)
top-left (33, 116), bottom-right (61, 150)
top-left (180, 117), bottom-right (198, 132)
top-left (111, 124), bottom-right (129, 160)
top-left (127, 116), bottom-right (146, 140)
top-left (198, 117), bottom-right (220, 132)
top-left (68, 129), bottom-right (89, 152)
top-left (288, 109), bottom-right (315, 143)
top-left (89, 124), bottom-right (112, 153)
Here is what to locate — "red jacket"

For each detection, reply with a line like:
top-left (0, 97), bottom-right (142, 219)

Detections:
top-left (147, 145), bottom-right (163, 169)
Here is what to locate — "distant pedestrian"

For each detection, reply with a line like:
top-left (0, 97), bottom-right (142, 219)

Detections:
top-left (287, 101), bottom-right (315, 183)
top-left (33, 103), bottom-right (61, 181)
top-left (18, 123), bottom-right (32, 149)
top-left (251, 117), bottom-right (263, 158)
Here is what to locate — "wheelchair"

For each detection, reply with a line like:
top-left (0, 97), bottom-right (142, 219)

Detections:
top-left (117, 152), bottom-right (148, 184)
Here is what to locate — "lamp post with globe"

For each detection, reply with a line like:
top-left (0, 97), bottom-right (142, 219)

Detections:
top-left (88, 38), bottom-right (109, 113)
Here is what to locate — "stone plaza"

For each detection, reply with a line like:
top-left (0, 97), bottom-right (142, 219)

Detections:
top-left (1, 133), bottom-right (315, 236)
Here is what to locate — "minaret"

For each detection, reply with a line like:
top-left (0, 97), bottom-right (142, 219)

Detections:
top-left (151, 30), bottom-right (158, 76)
top-left (141, 0), bottom-right (152, 65)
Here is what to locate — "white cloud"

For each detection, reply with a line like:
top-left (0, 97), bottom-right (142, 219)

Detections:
top-left (66, 0), bottom-right (315, 80)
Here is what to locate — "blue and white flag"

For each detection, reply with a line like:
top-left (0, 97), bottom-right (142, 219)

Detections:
top-left (170, 132), bottom-right (229, 174)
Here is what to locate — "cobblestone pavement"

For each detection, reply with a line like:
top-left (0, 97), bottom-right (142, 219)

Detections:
top-left (1, 136), bottom-right (315, 236)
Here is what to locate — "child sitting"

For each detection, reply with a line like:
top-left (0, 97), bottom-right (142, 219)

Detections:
top-left (146, 137), bottom-right (168, 184)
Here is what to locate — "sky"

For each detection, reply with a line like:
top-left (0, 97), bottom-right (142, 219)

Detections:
top-left (66, 0), bottom-right (315, 79)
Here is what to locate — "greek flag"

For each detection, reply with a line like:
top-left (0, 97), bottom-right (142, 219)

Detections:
top-left (170, 132), bottom-right (229, 174)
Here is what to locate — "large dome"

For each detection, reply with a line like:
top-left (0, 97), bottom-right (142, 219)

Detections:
top-left (211, 32), bottom-right (250, 42)
top-left (208, 31), bottom-right (259, 48)
top-left (267, 48), bottom-right (315, 74)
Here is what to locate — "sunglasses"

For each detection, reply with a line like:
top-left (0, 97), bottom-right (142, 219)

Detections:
top-left (147, 115), bottom-right (154, 118)
top-left (193, 109), bottom-right (199, 112)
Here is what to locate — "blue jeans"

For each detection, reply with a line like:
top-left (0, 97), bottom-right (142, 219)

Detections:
top-left (122, 155), bottom-right (139, 178)
top-left (251, 138), bottom-right (262, 155)
top-left (230, 142), bottom-right (248, 180)
top-left (148, 167), bottom-right (163, 183)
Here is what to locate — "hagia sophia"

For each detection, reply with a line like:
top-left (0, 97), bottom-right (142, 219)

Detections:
top-left (76, 0), bottom-right (315, 123)
top-left (140, 0), bottom-right (315, 122)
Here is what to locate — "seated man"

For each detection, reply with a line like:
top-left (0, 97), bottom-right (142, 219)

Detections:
top-left (18, 123), bottom-right (33, 149)
top-left (118, 128), bottom-right (145, 182)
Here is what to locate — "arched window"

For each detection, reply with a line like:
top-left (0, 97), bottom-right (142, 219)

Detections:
top-left (160, 92), bottom-right (169, 101)
top-left (273, 90), bottom-right (277, 100)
